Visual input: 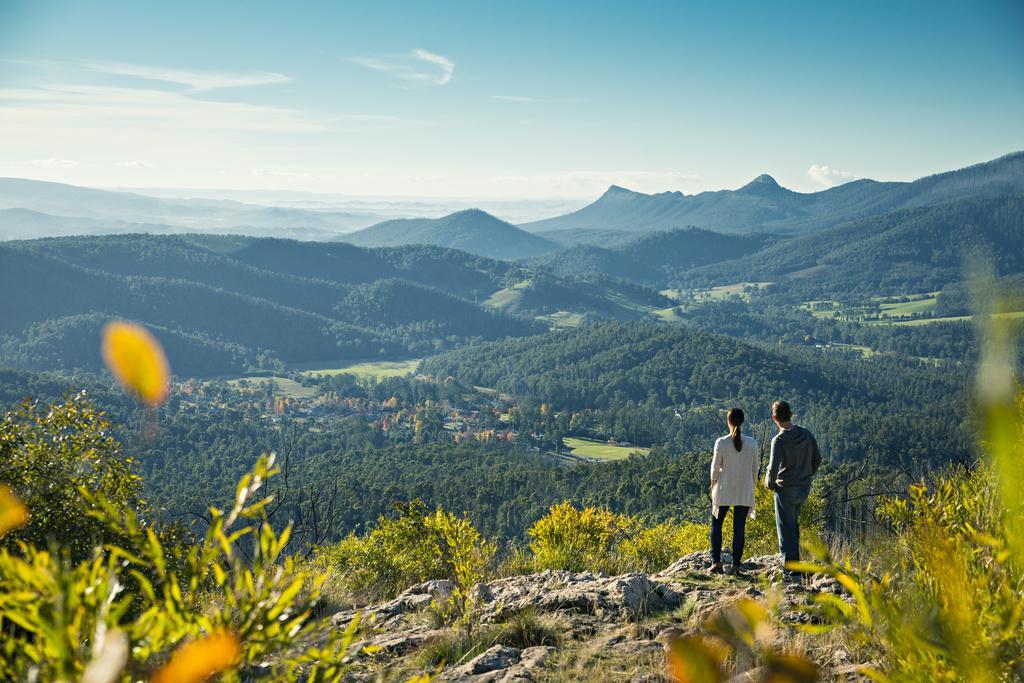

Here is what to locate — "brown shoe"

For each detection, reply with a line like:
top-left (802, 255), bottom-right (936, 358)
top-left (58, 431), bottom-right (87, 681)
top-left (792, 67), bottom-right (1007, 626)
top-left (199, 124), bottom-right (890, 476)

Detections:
top-left (709, 563), bottom-right (725, 574)
top-left (728, 564), bottom-right (743, 576)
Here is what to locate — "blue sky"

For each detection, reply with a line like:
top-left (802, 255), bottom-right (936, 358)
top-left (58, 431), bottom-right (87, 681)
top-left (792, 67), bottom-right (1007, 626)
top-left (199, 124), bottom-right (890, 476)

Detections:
top-left (0, 0), bottom-right (1021, 198)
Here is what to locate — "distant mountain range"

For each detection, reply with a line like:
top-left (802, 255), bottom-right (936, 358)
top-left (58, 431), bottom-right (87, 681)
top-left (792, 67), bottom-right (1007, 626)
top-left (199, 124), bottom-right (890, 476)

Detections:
top-left (0, 178), bottom-right (382, 240)
top-left (341, 209), bottom-right (560, 260)
top-left (520, 151), bottom-right (1024, 235)
top-left (3, 152), bottom-right (1021, 257)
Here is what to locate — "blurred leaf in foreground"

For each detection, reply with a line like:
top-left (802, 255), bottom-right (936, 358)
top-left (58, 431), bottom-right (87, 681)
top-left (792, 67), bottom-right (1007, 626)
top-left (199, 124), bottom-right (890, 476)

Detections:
top-left (0, 485), bottom-right (28, 537)
top-left (667, 635), bottom-right (725, 683)
top-left (102, 321), bottom-right (171, 406)
top-left (151, 631), bottom-right (241, 683)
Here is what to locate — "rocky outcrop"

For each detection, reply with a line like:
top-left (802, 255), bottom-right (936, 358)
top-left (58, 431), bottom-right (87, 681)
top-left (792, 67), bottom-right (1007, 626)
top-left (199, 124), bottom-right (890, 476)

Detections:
top-left (335, 552), bottom-right (857, 681)
top-left (476, 570), bottom-right (682, 621)
top-left (442, 645), bottom-right (555, 682)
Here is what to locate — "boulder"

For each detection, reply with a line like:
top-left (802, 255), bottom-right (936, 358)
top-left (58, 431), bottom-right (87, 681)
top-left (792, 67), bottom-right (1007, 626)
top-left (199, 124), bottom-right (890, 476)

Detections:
top-left (447, 645), bottom-right (522, 677)
top-left (443, 644), bottom-right (554, 681)
top-left (479, 570), bottom-right (681, 621)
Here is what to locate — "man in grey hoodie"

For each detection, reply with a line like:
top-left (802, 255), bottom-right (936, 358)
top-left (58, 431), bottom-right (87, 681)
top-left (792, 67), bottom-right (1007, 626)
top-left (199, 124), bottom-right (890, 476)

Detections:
top-left (764, 400), bottom-right (821, 570)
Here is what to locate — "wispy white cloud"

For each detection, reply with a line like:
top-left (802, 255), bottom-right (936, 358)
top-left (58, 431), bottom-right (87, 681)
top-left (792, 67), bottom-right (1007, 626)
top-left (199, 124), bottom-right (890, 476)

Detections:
top-left (411, 49), bottom-right (453, 85)
top-left (351, 48), bottom-right (454, 86)
top-left (117, 160), bottom-right (154, 169)
top-left (807, 164), bottom-right (857, 188)
top-left (82, 60), bottom-right (291, 92)
top-left (0, 83), bottom-right (325, 132)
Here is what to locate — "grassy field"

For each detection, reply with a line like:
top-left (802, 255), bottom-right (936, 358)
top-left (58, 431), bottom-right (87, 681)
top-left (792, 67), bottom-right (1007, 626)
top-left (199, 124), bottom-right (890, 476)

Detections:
top-left (705, 282), bottom-right (775, 300)
top-left (802, 293), bottom-right (940, 321)
top-left (301, 359), bottom-right (421, 379)
top-left (483, 281), bottom-right (531, 311)
top-left (661, 282), bottom-right (774, 306)
top-left (652, 306), bottom-right (686, 321)
top-left (561, 437), bottom-right (649, 461)
top-left (538, 310), bottom-right (586, 328)
top-left (888, 310), bottom-right (1024, 326)
top-left (877, 293), bottom-right (939, 317)
top-left (225, 376), bottom-right (318, 399)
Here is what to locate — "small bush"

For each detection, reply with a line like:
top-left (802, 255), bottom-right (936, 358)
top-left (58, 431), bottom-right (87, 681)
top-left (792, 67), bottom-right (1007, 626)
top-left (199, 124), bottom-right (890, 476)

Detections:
top-left (617, 521), bottom-right (707, 572)
top-left (316, 500), bottom-right (495, 602)
top-left (497, 608), bottom-right (561, 649)
top-left (527, 501), bottom-right (640, 572)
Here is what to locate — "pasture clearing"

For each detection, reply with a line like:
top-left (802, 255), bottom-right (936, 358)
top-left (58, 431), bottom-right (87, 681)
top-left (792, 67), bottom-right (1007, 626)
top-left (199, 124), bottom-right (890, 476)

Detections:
top-left (301, 359), bottom-right (421, 379)
top-left (225, 376), bottom-right (317, 399)
top-left (561, 436), bottom-right (649, 462)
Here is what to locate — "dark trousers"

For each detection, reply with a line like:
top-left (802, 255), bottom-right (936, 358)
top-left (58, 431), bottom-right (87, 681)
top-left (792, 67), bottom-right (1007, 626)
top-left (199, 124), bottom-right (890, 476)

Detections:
top-left (710, 505), bottom-right (749, 564)
top-left (774, 485), bottom-right (810, 565)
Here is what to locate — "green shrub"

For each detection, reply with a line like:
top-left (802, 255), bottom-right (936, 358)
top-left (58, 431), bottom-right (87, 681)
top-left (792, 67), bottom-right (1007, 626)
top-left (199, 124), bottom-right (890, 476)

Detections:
top-left (527, 501), bottom-right (640, 573)
top-left (316, 500), bottom-right (495, 602)
top-left (526, 493), bottom-right (824, 575)
top-left (0, 395), bottom-right (144, 561)
top-left (617, 521), bottom-right (707, 572)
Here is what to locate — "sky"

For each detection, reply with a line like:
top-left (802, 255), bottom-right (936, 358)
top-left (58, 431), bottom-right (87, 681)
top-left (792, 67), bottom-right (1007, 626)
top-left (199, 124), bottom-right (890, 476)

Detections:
top-left (0, 0), bottom-right (1022, 199)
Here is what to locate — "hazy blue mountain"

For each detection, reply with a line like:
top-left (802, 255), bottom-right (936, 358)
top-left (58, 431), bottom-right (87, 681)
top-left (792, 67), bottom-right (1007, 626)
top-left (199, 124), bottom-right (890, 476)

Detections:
top-left (529, 227), bottom-right (772, 285)
top-left (341, 209), bottom-right (560, 259)
top-left (0, 178), bottom-right (381, 239)
top-left (0, 208), bottom-right (355, 242)
top-left (689, 194), bottom-right (1024, 296)
top-left (520, 151), bottom-right (1024, 235)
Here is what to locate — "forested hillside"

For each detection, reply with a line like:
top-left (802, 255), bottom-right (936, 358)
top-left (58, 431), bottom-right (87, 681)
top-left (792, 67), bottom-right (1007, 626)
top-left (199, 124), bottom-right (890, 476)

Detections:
top-left (686, 195), bottom-right (1024, 296)
top-left (529, 227), bottom-right (770, 285)
top-left (423, 321), bottom-right (972, 468)
top-left (342, 209), bottom-right (559, 259)
top-left (0, 235), bottom-right (680, 376)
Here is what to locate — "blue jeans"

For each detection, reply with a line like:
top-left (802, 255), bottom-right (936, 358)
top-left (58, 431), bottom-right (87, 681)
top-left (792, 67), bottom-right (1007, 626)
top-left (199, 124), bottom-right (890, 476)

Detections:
top-left (774, 486), bottom-right (810, 565)
top-left (710, 505), bottom-right (749, 565)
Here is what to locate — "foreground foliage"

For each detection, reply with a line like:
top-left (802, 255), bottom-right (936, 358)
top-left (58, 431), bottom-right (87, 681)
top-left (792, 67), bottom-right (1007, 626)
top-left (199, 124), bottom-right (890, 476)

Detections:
top-left (0, 447), bottom-right (358, 682)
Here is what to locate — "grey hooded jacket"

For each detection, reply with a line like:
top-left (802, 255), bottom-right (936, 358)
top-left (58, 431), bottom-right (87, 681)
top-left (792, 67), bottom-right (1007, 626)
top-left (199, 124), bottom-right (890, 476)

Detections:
top-left (765, 426), bottom-right (822, 490)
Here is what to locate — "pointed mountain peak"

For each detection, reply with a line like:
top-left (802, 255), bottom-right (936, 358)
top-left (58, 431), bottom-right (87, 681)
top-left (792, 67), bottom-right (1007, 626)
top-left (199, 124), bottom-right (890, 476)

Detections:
top-left (748, 173), bottom-right (780, 187)
top-left (738, 173), bottom-right (787, 195)
top-left (599, 184), bottom-right (640, 199)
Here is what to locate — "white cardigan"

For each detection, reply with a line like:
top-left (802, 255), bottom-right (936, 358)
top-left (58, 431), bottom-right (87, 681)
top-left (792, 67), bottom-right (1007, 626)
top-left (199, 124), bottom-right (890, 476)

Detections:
top-left (710, 434), bottom-right (759, 519)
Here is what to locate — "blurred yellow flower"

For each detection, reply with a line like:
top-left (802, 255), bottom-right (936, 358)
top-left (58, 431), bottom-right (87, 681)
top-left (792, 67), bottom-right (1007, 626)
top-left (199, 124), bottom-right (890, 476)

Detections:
top-left (666, 635), bottom-right (725, 683)
top-left (0, 485), bottom-right (28, 537)
top-left (151, 631), bottom-right (241, 683)
top-left (101, 321), bottom-right (171, 407)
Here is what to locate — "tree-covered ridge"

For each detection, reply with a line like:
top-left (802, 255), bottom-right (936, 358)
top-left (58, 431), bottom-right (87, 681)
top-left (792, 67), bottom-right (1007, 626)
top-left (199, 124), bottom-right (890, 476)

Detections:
top-left (0, 235), bottom-right (663, 376)
top-left (686, 195), bottom-right (1024, 296)
top-left (528, 227), bottom-right (771, 285)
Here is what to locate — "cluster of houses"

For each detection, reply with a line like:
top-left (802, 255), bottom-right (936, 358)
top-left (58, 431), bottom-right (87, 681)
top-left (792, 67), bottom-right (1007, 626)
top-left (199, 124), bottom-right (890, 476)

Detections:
top-left (175, 377), bottom-right (521, 444)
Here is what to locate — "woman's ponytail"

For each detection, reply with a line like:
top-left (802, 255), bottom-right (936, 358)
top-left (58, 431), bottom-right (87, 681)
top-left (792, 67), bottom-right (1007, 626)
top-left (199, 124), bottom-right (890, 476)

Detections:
top-left (727, 407), bottom-right (744, 452)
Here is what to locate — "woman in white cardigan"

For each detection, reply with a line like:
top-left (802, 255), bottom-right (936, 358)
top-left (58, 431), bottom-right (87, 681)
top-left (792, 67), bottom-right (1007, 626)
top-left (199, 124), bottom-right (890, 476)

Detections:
top-left (709, 408), bottom-right (759, 575)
